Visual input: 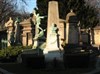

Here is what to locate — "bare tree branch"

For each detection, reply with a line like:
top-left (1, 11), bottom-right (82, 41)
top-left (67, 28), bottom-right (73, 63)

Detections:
top-left (0, 0), bottom-right (28, 28)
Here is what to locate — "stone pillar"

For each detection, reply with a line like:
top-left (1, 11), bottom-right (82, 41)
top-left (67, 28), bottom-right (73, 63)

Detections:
top-left (22, 32), bottom-right (27, 46)
top-left (5, 17), bottom-right (14, 46)
top-left (22, 26), bottom-right (33, 46)
top-left (45, 1), bottom-right (59, 53)
top-left (66, 10), bottom-right (79, 44)
top-left (28, 33), bottom-right (33, 45)
top-left (59, 19), bottom-right (65, 50)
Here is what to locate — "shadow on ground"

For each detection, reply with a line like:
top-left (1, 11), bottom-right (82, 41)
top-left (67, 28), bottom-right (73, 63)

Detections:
top-left (0, 63), bottom-right (95, 74)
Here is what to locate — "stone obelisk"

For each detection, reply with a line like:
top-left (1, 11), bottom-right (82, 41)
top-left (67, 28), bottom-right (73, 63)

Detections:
top-left (44, 1), bottom-right (59, 53)
top-left (43, 1), bottom-right (63, 61)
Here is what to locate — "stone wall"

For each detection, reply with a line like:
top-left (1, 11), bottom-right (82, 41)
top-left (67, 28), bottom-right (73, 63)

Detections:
top-left (94, 28), bottom-right (100, 45)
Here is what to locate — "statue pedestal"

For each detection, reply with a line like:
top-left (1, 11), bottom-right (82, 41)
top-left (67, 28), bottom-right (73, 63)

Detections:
top-left (43, 33), bottom-right (61, 59)
top-left (43, 49), bottom-right (63, 61)
top-left (44, 26), bottom-right (62, 61)
top-left (43, 41), bottom-right (63, 61)
top-left (32, 40), bottom-right (38, 49)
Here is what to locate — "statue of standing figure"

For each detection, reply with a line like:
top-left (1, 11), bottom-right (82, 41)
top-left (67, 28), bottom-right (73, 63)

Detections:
top-left (9, 31), bottom-right (15, 46)
top-left (33, 9), bottom-right (44, 34)
top-left (14, 17), bottom-right (20, 44)
top-left (32, 9), bottom-right (46, 49)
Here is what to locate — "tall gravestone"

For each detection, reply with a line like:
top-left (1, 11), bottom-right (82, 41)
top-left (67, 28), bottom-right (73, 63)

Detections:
top-left (66, 10), bottom-right (79, 44)
top-left (44, 1), bottom-right (59, 53)
top-left (44, 1), bottom-right (62, 60)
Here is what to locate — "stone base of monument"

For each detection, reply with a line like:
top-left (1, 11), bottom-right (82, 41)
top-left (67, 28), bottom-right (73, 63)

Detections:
top-left (63, 53), bottom-right (90, 68)
top-left (43, 49), bottom-right (63, 61)
top-left (21, 49), bottom-right (46, 69)
top-left (43, 49), bottom-right (64, 69)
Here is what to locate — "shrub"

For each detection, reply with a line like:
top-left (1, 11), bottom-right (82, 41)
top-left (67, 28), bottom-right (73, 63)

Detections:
top-left (0, 45), bottom-right (32, 58)
top-left (22, 45), bottom-right (32, 49)
top-left (0, 49), bottom-right (6, 58)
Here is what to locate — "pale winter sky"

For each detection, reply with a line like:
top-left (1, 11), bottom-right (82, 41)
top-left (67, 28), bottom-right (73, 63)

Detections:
top-left (26, 0), bottom-right (36, 13)
top-left (17, 0), bottom-right (36, 13)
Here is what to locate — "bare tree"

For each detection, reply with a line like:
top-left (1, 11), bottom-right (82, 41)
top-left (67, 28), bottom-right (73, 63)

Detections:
top-left (0, 0), bottom-right (15, 25)
top-left (0, 0), bottom-right (29, 29)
